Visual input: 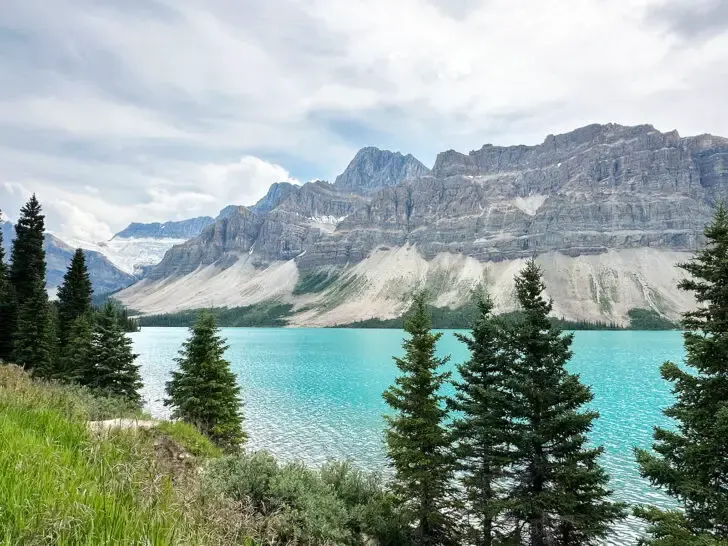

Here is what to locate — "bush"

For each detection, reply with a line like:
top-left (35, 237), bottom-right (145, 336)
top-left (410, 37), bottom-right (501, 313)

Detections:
top-left (155, 421), bottom-right (223, 458)
top-left (208, 452), bottom-right (412, 545)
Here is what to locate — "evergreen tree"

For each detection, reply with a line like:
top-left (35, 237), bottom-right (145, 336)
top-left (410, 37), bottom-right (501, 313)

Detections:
top-left (57, 314), bottom-right (94, 383)
top-left (635, 206), bottom-right (728, 545)
top-left (13, 274), bottom-right (54, 374)
top-left (57, 248), bottom-right (93, 347)
top-left (10, 194), bottom-right (46, 307)
top-left (449, 291), bottom-right (514, 546)
top-left (507, 260), bottom-right (625, 545)
top-left (165, 311), bottom-right (244, 453)
top-left (383, 292), bottom-right (455, 546)
top-left (87, 301), bottom-right (142, 404)
top-left (0, 215), bottom-right (15, 362)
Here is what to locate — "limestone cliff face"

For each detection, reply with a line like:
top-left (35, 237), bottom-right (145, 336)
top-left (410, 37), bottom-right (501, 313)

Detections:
top-left (119, 125), bottom-right (728, 324)
top-left (334, 147), bottom-right (431, 194)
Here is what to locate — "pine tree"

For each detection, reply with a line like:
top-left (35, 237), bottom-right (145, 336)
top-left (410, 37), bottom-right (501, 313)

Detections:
top-left (165, 311), bottom-right (244, 452)
top-left (635, 206), bottom-right (728, 545)
top-left (507, 260), bottom-right (625, 545)
top-left (57, 248), bottom-right (93, 347)
top-left (57, 314), bottom-right (93, 383)
top-left (13, 274), bottom-right (54, 374)
top-left (383, 292), bottom-right (454, 546)
top-left (448, 290), bottom-right (514, 545)
top-left (87, 301), bottom-right (142, 404)
top-left (10, 194), bottom-right (46, 308)
top-left (0, 215), bottom-right (15, 362)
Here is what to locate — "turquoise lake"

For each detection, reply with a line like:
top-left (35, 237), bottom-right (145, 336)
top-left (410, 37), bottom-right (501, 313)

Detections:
top-left (131, 328), bottom-right (684, 544)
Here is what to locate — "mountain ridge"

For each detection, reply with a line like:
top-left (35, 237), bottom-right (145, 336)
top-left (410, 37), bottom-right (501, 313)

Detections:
top-left (117, 124), bottom-right (728, 325)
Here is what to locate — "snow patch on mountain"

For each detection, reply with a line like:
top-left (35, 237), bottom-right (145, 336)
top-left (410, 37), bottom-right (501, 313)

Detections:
top-left (64, 236), bottom-right (187, 276)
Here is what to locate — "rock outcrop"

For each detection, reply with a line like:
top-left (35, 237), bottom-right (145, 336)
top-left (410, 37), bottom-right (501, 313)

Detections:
top-left (334, 147), bottom-right (430, 194)
top-left (118, 124), bottom-right (728, 324)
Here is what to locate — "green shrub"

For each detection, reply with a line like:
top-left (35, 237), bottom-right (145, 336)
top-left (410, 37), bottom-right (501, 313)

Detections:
top-left (208, 452), bottom-right (412, 545)
top-left (155, 421), bottom-right (223, 458)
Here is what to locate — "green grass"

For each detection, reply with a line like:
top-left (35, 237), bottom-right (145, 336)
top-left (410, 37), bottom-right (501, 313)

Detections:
top-left (155, 421), bottom-right (223, 458)
top-left (0, 366), bottom-right (183, 544)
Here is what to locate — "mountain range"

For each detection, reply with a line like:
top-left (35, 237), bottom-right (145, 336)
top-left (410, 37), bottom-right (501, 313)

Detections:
top-left (114, 123), bottom-right (728, 325)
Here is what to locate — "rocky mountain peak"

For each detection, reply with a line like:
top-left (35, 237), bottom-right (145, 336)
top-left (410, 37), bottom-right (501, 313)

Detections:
top-left (334, 147), bottom-right (430, 194)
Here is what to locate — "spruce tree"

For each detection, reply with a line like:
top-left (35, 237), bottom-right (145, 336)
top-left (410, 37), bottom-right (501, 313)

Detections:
top-left (383, 292), bottom-right (454, 546)
top-left (165, 311), bottom-right (244, 452)
top-left (0, 216), bottom-right (15, 362)
top-left (10, 194), bottom-right (46, 307)
top-left (13, 274), bottom-right (54, 374)
top-left (635, 206), bottom-right (728, 545)
top-left (57, 314), bottom-right (94, 383)
top-left (449, 291), bottom-right (513, 546)
top-left (507, 260), bottom-right (625, 545)
top-left (87, 301), bottom-right (142, 404)
top-left (57, 248), bottom-right (93, 347)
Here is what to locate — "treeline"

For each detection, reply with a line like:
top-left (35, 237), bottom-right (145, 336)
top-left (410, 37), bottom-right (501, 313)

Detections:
top-left (0, 196), bottom-right (141, 401)
top-left (138, 302), bottom-right (294, 328)
top-left (338, 304), bottom-right (677, 330)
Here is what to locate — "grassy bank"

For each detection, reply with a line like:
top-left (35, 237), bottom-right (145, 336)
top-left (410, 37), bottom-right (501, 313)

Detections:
top-left (0, 365), bottom-right (409, 545)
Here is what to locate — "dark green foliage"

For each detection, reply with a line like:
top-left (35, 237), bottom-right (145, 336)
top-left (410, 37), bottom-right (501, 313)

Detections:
top-left (448, 291), bottom-right (513, 545)
top-left (9, 194), bottom-right (46, 308)
top-left (164, 312), bottom-right (244, 452)
top-left (292, 270), bottom-right (340, 295)
top-left (627, 308), bottom-right (678, 330)
top-left (382, 292), bottom-right (455, 545)
top-left (506, 260), bottom-right (625, 545)
top-left (337, 304), bottom-right (622, 330)
top-left (139, 302), bottom-right (294, 327)
top-left (86, 302), bottom-right (142, 405)
top-left (209, 451), bottom-right (412, 545)
top-left (57, 314), bottom-right (94, 384)
top-left (57, 249), bottom-right (93, 346)
top-left (0, 216), bottom-right (15, 362)
top-left (100, 300), bottom-right (139, 333)
top-left (13, 274), bottom-right (54, 375)
top-left (635, 206), bottom-right (728, 545)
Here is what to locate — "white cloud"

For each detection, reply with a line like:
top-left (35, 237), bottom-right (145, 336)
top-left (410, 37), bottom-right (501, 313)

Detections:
top-left (1, 0), bottom-right (728, 242)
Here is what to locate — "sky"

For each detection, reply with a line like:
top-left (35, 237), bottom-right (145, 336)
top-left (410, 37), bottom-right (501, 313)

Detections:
top-left (1, 0), bottom-right (727, 242)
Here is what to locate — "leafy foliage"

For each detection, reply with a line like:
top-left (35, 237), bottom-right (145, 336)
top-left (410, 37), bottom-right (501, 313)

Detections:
top-left (165, 311), bottom-right (245, 452)
top-left (383, 292), bottom-right (455, 545)
top-left (208, 451), bottom-right (412, 545)
top-left (13, 274), bottom-right (54, 375)
top-left (635, 205), bottom-right (728, 544)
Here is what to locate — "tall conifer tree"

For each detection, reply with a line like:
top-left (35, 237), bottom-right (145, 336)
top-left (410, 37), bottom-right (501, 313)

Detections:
top-left (0, 214), bottom-right (15, 362)
top-left (57, 248), bottom-right (93, 347)
top-left (383, 293), bottom-right (454, 546)
top-left (635, 206), bottom-right (728, 545)
top-left (58, 314), bottom-right (94, 383)
top-left (13, 274), bottom-right (54, 374)
top-left (87, 301), bottom-right (142, 404)
top-left (449, 291), bottom-right (513, 545)
top-left (507, 260), bottom-right (624, 545)
top-left (10, 194), bottom-right (46, 307)
top-left (165, 311), bottom-right (245, 452)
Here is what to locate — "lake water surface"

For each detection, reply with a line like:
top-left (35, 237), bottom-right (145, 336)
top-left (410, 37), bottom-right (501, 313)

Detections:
top-left (131, 328), bottom-right (684, 544)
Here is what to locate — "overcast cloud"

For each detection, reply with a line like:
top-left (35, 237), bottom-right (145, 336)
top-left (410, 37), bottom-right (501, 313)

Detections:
top-left (1, 0), bottom-right (727, 241)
